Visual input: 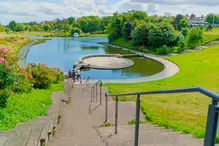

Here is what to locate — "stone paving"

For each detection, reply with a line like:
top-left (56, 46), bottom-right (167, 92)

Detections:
top-left (48, 81), bottom-right (206, 146)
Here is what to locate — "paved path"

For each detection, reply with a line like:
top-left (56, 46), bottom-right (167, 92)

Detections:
top-left (48, 81), bottom-right (206, 146)
top-left (48, 86), bottom-right (103, 146)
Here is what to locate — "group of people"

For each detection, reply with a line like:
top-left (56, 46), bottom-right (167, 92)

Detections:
top-left (68, 69), bottom-right (81, 83)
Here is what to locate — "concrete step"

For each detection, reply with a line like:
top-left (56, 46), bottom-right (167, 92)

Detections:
top-left (90, 100), bottom-right (145, 127)
top-left (97, 125), bottom-right (204, 146)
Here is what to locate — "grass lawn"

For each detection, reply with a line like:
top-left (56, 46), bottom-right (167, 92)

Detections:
top-left (106, 45), bottom-right (219, 139)
top-left (0, 84), bottom-right (64, 130)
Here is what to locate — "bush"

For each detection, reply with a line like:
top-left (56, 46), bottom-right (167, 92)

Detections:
top-left (156, 45), bottom-right (173, 55)
top-left (148, 22), bottom-right (176, 48)
top-left (131, 23), bottom-right (149, 46)
top-left (0, 90), bottom-right (9, 108)
top-left (187, 27), bottom-right (204, 49)
top-left (51, 68), bottom-right (65, 84)
top-left (0, 64), bottom-right (14, 89)
top-left (27, 64), bottom-right (53, 89)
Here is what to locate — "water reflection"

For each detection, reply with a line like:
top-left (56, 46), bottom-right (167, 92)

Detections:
top-left (26, 37), bottom-right (163, 80)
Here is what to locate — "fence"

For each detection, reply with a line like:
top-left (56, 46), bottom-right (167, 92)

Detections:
top-left (105, 87), bottom-right (219, 146)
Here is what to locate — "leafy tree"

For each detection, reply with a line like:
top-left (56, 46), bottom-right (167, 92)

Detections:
top-left (70, 27), bottom-right (82, 36)
top-left (33, 25), bottom-right (41, 31)
top-left (178, 18), bottom-right (188, 31)
top-left (131, 23), bottom-right (149, 46)
top-left (174, 14), bottom-right (184, 29)
top-left (206, 14), bottom-right (219, 24)
top-left (105, 13), bottom-right (123, 42)
top-left (73, 22), bottom-right (81, 29)
top-left (182, 28), bottom-right (189, 37)
top-left (43, 24), bottom-right (52, 32)
top-left (101, 16), bottom-right (113, 31)
top-left (123, 21), bottom-right (133, 40)
top-left (0, 24), bottom-right (5, 32)
top-left (187, 27), bottom-right (204, 49)
top-left (7, 21), bottom-right (17, 31)
top-left (17, 24), bottom-right (26, 31)
top-left (67, 17), bottom-right (75, 25)
top-left (148, 22), bottom-right (176, 48)
top-left (64, 24), bottom-right (71, 32)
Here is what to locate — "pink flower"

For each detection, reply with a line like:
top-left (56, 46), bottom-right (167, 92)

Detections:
top-left (6, 66), bottom-right (12, 70)
top-left (0, 48), bottom-right (8, 55)
top-left (0, 58), bottom-right (6, 64)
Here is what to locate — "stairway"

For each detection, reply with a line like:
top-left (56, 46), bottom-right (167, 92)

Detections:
top-left (48, 81), bottom-right (205, 146)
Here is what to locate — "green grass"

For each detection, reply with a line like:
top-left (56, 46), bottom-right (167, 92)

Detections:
top-left (0, 83), bottom-right (64, 130)
top-left (100, 123), bottom-right (114, 127)
top-left (111, 37), bottom-right (152, 53)
top-left (128, 120), bottom-right (148, 125)
top-left (106, 45), bottom-right (219, 139)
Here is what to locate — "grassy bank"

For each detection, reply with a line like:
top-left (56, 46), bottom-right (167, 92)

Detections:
top-left (0, 35), bottom-right (33, 55)
top-left (0, 84), bottom-right (64, 130)
top-left (106, 45), bottom-right (219, 140)
top-left (110, 28), bottom-right (219, 53)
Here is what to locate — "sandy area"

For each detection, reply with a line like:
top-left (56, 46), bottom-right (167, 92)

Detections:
top-left (83, 57), bottom-right (132, 68)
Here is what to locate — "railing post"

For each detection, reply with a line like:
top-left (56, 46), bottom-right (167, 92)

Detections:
top-left (134, 94), bottom-right (141, 146)
top-left (96, 84), bottom-right (98, 103)
top-left (204, 99), bottom-right (219, 146)
top-left (100, 82), bottom-right (102, 105)
top-left (115, 96), bottom-right (118, 134)
top-left (91, 87), bottom-right (92, 102)
top-left (105, 93), bottom-right (108, 123)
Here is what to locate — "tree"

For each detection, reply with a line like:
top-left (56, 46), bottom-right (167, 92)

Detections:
top-left (101, 16), bottom-right (113, 31)
top-left (70, 27), bottom-right (82, 36)
top-left (33, 25), bottom-right (41, 31)
top-left (187, 27), bottom-right (204, 49)
top-left (178, 18), bottom-right (188, 31)
top-left (122, 21), bottom-right (133, 40)
top-left (148, 22), bottom-right (176, 48)
top-left (131, 23), bottom-right (149, 46)
top-left (0, 24), bottom-right (5, 32)
top-left (206, 14), bottom-right (219, 24)
top-left (7, 21), bottom-right (17, 31)
top-left (17, 24), bottom-right (26, 31)
top-left (73, 22), bottom-right (81, 28)
top-left (77, 18), bottom-right (88, 32)
top-left (43, 24), bottom-right (52, 32)
top-left (174, 14), bottom-right (184, 29)
top-left (67, 17), bottom-right (75, 25)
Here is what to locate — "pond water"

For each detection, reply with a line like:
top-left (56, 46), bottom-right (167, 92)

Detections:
top-left (26, 37), bottom-right (164, 80)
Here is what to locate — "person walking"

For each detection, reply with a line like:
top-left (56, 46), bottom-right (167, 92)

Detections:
top-left (72, 70), bottom-right (76, 83)
top-left (68, 70), bottom-right (72, 79)
top-left (77, 69), bottom-right (81, 81)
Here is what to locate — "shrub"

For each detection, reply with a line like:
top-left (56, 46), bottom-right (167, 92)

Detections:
top-left (187, 27), bottom-right (204, 49)
top-left (131, 23), bottom-right (149, 46)
top-left (148, 22), bottom-right (176, 49)
top-left (0, 64), bottom-right (14, 89)
top-left (51, 68), bottom-right (65, 84)
top-left (156, 45), bottom-right (173, 55)
top-left (0, 90), bottom-right (9, 108)
top-left (27, 64), bottom-right (53, 89)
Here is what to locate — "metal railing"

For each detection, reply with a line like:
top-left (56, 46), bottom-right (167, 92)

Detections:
top-left (105, 87), bottom-right (219, 146)
top-left (91, 80), bottom-right (103, 105)
top-left (84, 76), bottom-right (90, 90)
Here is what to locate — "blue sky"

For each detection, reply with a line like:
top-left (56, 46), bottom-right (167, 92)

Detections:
top-left (0, 0), bottom-right (219, 25)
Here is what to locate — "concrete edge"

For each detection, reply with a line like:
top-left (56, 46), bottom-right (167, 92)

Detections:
top-left (90, 44), bottom-right (180, 84)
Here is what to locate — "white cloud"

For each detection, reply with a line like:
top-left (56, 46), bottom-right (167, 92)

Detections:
top-left (0, 0), bottom-right (219, 25)
top-left (131, 0), bottom-right (219, 5)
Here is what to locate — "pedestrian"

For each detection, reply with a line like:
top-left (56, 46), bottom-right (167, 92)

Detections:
top-left (72, 70), bottom-right (76, 83)
top-left (68, 70), bottom-right (72, 79)
top-left (77, 69), bottom-right (81, 81)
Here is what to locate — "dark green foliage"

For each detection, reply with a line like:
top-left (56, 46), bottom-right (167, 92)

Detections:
top-left (187, 27), bottom-right (204, 49)
top-left (156, 45), bottom-right (173, 55)
top-left (178, 18), bottom-right (188, 31)
top-left (182, 28), bottom-right (189, 37)
top-left (131, 23), bottom-right (149, 46)
top-left (7, 21), bottom-right (17, 32)
top-left (206, 13), bottom-right (219, 24)
top-left (148, 22), bottom-right (176, 48)
top-left (123, 21), bottom-right (133, 40)
top-left (0, 90), bottom-right (9, 108)
top-left (70, 27), bottom-right (82, 35)
top-left (174, 14), bottom-right (184, 29)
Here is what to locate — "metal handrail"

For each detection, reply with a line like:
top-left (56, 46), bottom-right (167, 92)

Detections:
top-left (84, 76), bottom-right (90, 90)
top-left (105, 87), bottom-right (219, 146)
top-left (91, 80), bottom-right (102, 104)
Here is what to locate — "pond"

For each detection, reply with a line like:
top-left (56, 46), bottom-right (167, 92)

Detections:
top-left (26, 37), bottom-right (164, 80)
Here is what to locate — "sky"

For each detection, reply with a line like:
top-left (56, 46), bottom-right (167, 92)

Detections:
top-left (0, 0), bottom-right (219, 25)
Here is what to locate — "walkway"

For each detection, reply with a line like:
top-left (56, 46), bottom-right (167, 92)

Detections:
top-left (48, 84), bottom-right (103, 146)
top-left (48, 80), bottom-right (205, 146)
